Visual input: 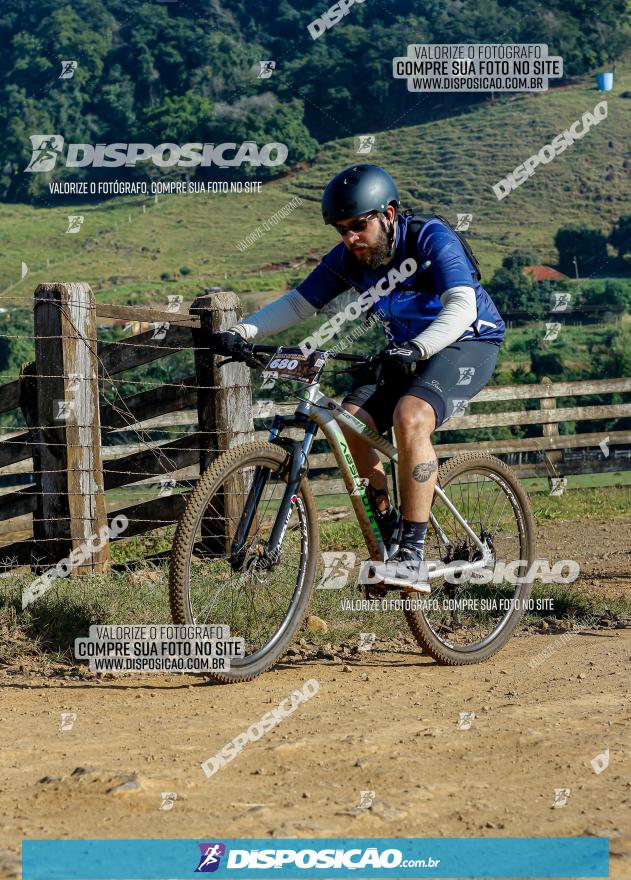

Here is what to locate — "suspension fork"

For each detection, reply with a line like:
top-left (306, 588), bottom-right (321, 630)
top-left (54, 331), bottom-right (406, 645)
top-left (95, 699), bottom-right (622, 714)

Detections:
top-left (228, 415), bottom-right (284, 566)
top-left (266, 418), bottom-right (318, 559)
top-left (229, 415), bottom-right (317, 566)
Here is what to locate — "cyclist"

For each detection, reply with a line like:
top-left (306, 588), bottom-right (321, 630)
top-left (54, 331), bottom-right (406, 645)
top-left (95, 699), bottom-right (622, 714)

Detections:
top-left (209, 164), bottom-right (505, 590)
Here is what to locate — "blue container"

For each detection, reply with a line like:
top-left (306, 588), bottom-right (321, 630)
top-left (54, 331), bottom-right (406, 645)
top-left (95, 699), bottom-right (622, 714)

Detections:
top-left (596, 72), bottom-right (614, 91)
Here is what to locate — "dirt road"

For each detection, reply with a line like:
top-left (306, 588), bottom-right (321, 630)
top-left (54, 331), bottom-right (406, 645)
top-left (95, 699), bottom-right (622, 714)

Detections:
top-left (0, 516), bottom-right (630, 879)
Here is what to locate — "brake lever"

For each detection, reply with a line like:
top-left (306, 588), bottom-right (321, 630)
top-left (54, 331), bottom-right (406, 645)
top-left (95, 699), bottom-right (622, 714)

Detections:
top-left (218, 352), bottom-right (267, 369)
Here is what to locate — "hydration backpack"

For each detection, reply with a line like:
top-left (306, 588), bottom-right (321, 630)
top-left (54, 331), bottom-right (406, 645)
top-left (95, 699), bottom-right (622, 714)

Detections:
top-left (402, 210), bottom-right (482, 281)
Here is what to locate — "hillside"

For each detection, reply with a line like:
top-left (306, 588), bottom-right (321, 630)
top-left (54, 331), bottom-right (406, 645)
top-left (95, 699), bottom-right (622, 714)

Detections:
top-left (0, 65), bottom-right (629, 309)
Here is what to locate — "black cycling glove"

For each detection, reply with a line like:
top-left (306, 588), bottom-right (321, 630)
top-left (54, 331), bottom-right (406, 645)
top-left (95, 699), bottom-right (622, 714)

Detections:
top-left (207, 330), bottom-right (263, 367)
top-left (380, 342), bottom-right (423, 384)
top-left (207, 330), bottom-right (245, 356)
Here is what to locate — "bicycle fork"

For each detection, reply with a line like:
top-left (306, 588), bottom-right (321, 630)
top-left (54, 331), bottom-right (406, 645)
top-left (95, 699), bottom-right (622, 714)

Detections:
top-left (229, 415), bottom-right (318, 569)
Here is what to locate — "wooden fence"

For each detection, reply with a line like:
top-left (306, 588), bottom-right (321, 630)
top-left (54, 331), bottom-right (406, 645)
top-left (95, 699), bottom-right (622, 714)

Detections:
top-left (0, 282), bottom-right (629, 574)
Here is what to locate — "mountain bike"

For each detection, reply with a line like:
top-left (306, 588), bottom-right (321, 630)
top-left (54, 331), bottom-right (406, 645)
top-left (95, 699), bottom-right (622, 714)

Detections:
top-left (169, 344), bottom-right (536, 683)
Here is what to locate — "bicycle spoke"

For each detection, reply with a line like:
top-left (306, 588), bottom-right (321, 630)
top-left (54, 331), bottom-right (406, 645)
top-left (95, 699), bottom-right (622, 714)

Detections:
top-left (420, 464), bottom-right (528, 651)
top-left (181, 459), bottom-right (309, 659)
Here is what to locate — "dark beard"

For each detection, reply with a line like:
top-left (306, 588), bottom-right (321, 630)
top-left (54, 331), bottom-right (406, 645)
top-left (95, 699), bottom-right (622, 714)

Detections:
top-left (350, 216), bottom-right (392, 269)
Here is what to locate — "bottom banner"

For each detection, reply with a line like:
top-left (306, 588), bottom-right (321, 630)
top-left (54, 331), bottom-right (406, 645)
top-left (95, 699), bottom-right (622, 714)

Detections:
top-left (22, 837), bottom-right (608, 879)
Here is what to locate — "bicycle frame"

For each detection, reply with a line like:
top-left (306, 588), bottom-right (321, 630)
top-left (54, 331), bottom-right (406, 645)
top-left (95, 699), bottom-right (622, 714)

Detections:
top-left (231, 377), bottom-right (493, 582)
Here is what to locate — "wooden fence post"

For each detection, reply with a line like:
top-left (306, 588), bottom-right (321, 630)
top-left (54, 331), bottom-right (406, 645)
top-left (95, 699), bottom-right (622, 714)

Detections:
top-left (32, 282), bottom-right (109, 573)
top-left (190, 291), bottom-right (255, 553)
top-left (540, 375), bottom-right (563, 489)
top-left (190, 290), bottom-right (254, 469)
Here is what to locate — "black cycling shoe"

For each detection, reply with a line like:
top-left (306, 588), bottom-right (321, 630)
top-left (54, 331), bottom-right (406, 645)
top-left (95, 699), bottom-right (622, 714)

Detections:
top-left (374, 545), bottom-right (430, 593)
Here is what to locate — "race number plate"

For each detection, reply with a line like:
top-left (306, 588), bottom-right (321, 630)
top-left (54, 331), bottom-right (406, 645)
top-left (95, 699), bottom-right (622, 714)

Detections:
top-left (262, 347), bottom-right (327, 382)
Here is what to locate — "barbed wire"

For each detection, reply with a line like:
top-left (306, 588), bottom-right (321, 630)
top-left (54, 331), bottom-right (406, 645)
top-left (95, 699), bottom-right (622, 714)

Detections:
top-left (0, 301), bottom-right (626, 572)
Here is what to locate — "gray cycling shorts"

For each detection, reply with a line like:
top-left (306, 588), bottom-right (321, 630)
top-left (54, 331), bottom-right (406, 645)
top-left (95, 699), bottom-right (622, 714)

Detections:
top-left (342, 340), bottom-right (501, 432)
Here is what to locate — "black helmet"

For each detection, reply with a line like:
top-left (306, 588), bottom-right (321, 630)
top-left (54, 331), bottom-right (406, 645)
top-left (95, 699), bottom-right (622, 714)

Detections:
top-left (321, 164), bottom-right (400, 225)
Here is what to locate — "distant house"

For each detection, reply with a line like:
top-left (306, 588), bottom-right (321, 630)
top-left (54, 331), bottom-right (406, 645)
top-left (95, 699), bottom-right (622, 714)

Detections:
top-left (522, 265), bottom-right (569, 282)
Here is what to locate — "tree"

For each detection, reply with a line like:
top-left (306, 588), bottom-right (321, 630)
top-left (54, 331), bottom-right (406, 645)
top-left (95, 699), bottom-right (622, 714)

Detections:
top-left (500, 249), bottom-right (539, 271)
top-left (579, 281), bottom-right (631, 312)
top-left (530, 349), bottom-right (564, 379)
top-left (609, 214), bottom-right (631, 259)
top-left (486, 250), bottom-right (546, 319)
top-left (142, 92), bottom-right (214, 144)
top-left (554, 225), bottom-right (609, 276)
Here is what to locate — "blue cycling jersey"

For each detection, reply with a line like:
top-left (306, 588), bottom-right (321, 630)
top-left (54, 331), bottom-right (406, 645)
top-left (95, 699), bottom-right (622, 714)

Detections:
top-left (296, 214), bottom-right (505, 347)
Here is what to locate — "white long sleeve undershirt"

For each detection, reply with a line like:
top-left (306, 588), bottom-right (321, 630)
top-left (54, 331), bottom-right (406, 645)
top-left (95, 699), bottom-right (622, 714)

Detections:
top-left (232, 288), bottom-right (316, 340)
top-left (409, 285), bottom-right (478, 359)
top-left (232, 284), bottom-right (478, 357)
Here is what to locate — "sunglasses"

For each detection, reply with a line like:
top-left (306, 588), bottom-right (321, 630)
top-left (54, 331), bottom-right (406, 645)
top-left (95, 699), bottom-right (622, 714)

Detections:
top-left (333, 211), bottom-right (379, 236)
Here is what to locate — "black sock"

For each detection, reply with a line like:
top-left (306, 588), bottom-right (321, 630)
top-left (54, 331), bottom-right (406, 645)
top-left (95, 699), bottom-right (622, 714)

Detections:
top-left (400, 518), bottom-right (428, 555)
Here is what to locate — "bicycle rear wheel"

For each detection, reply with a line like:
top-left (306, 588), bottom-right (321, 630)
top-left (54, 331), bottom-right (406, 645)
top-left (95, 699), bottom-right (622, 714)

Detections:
top-left (169, 441), bottom-right (318, 682)
top-left (404, 452), bottom-right (536, 664)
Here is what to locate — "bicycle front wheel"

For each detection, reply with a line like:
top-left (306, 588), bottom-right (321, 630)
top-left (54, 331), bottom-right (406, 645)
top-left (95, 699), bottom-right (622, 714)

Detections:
top-left (404, 452), bottom-right (537, 664)
top-left (169, 441), bottom-right (318, 683)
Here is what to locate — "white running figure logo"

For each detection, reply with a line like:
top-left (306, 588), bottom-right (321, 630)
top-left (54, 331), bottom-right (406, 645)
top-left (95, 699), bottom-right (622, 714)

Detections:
top-left (197, 844), bottom-right (222, 870)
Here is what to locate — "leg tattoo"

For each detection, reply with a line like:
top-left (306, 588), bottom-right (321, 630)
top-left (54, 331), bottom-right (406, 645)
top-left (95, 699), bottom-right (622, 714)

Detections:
top-left (412, 461), bottom-right (438, 483)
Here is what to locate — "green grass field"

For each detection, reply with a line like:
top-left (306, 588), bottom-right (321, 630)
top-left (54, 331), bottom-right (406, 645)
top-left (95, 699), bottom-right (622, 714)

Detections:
top-left (0, 64), bottom-right (630, 309)
top-left (2, 479), bottom-right (629, 668)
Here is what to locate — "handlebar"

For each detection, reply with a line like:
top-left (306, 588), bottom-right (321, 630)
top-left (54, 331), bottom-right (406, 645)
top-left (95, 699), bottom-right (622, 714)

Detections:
top-left (212, 339), bottom-right (380, 371)
top-left (250, 344), bottom-right (376, 365)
